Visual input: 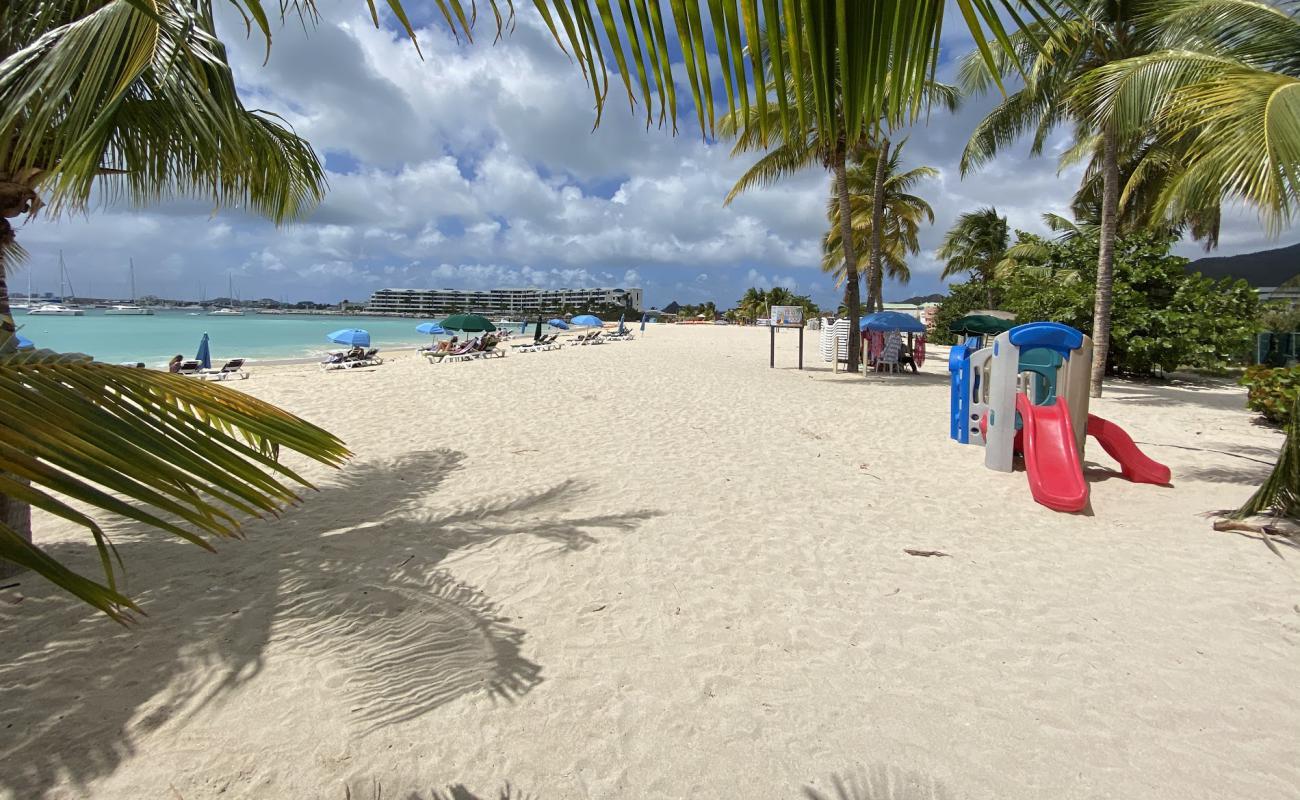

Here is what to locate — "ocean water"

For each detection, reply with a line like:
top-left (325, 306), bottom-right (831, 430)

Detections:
top-left (14, 310), bottom-right (484, 365)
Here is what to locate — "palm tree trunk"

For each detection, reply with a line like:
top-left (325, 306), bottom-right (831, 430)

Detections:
top-left (867, 137), bottom-right (891, 313)
top-left (1090, 126), bottom-right (1120, 398)
top-left (0, 217), bottom-right (32, 580)
top-left (833, 144), bottom-right (861, 369)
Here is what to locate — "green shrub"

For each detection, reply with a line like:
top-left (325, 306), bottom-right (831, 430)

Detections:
top-left (1241, 365), bottom-right (1300, 424)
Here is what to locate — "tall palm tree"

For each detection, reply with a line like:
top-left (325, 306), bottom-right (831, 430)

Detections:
top-left (822, 143), bottom-right (936, 309)
top-left (721, 42), bottom-right (956, 366)
top-left (958, 2), bottom-right (1155, 398)
top-left (937, 207), bottom-right (1011, 308)
top-left (1074, 0), bottom-right (1300, 236)
top-left (956, 0), bottom-right (1269, 397)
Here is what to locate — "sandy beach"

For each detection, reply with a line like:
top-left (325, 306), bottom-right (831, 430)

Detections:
top-left (2, 324), bottom-right (1297, 800)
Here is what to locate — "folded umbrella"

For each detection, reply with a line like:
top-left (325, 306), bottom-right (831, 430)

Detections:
top-left (196, 332), bottom-right (211, 370)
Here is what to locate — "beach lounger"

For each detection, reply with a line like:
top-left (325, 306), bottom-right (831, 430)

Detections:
top-left (199, 358), bottom-right (249, 381)
top-left (432, 340), bottom-right (479, 363)
top-left (176, 359), bottom-right (204, 375)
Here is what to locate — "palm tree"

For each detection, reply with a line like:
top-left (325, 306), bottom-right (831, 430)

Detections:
top-left (822, 143), bottom-right (936, 310)
top-left (936, 207), bottom-right (1011, 308)
top-left (739, 286), bottom-right (770, 323)
top-left (0, 0), bottom-right (367, 618)
top-left (1075, 0), bottom-right (1300, 237)
top-left (720, 40), bottom-right (956, 367)
top-left (956, 0), bottom-right (1274, 397)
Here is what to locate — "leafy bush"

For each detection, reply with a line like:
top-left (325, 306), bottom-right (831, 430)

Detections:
top-left (1241, 365), bottom-right (1300, 424)
top-left (930, 230), bottom-right (1259, 375)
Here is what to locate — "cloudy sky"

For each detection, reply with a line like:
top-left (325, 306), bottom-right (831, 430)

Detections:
top-left (18, 1), bottom-right (1300, 309)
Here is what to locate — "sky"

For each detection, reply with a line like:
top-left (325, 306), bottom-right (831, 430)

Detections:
top-left (16, 1), bottom-right (1300, 310)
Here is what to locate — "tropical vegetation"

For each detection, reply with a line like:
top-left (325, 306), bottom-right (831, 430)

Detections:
top-left (934, 230), bottom-right (1259, 376)
top-left (732, 286), bottom-right (819, 323)
top-left (821, 143), bottom-right (936, 310)
top-left (719, 28), bottom-right (959, 366)
top-left (960, 0), bottom-right (1300, 398)
top-left (936, 207), bottom-right (1012, 308)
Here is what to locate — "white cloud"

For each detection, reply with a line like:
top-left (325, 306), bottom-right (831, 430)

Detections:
top-left (18, 2), bottom-right (1299, 309)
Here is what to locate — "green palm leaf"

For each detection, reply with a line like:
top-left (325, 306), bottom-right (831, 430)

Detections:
top-left (0, 333), bottom-right (349, 622)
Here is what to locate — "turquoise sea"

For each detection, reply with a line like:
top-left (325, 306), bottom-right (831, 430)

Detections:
top-left (15, 310), bottom-right (476, 366)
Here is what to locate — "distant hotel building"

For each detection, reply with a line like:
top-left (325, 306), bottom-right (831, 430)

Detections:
top-left (366, 286), bottom-right (643, 316)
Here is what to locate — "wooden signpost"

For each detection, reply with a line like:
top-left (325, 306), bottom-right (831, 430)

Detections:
top-left (768, 305), bottom-right (805, 370)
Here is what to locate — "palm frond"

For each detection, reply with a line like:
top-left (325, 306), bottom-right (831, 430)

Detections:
top-left (0, 333), bottom-right (350, 622)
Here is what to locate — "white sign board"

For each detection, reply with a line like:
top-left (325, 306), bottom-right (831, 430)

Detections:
top-left (770, 305), bottom-right (804, 327)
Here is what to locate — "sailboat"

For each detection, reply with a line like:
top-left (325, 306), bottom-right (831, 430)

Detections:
top-left (208, 273), bottom-right (244, 316)
top-left (29, 252), bottom-right (85, 316)
top-left (105, 258), bottom-right (154, 315)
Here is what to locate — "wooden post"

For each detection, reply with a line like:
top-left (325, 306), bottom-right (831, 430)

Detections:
top-left (798, 326), bottom-right (804, 370)
top-left (769, 324), bottom-right (775, 368)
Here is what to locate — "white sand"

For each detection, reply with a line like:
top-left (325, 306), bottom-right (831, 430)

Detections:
top-left (2, 325), bottom-right (1298, 800)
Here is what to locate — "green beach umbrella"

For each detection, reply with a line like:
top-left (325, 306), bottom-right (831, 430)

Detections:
top-left (949, 314), bottom-right (1016, 337)
top-left (439, 314), bottom-right (496, 333)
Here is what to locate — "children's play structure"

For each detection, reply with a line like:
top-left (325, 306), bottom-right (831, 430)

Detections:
top-left (949, 321), bottom-right (1170, 512)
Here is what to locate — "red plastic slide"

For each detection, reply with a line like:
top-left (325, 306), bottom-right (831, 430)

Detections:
top-left (1015, 394), bottom-right (1090, 512)
top-left (1086, 414), bottom-right (1172, 485)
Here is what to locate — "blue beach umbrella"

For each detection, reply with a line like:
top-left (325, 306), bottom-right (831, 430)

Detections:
top-left (617, 312), bottom-right (626, 335)
top-left (15, 333), bottom-right (34, 350)
top-left (571, 314), bottom-right (603, 328)
top-left (519, 319), bottom-right (528, 333)
top-left (859, 311), bottom-right (926, 333)
top-left (328, 328), bottom-right (371, 347)
top-left (640, 312), bottom-right (647, 333)
top-left (415, 322), bottom-right (446, 335)
top-left (548, 318), bottom-right (569, 330)
top-left (196, 332), bottom-right (212, 369)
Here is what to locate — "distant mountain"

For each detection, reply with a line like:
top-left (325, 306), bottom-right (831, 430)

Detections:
top-left (891, 293), bottom-right (946, 304)
top-left (1188, 242), bottom-right (1300, 288)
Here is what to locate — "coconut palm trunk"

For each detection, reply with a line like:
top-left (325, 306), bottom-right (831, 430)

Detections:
top-left (867, 137), bottom-right (892, 313)
top-left (0, 217), bottom-right (31, 580)
top-left (1090, 126), bottom-right (1120, 398)
top-left (833, 144), bottom-right (861, 369)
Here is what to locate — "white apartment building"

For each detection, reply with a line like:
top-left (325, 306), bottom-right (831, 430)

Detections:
top-left (366, 286), bottom-right (644, 316)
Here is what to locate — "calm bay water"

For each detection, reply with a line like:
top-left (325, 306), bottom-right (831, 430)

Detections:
top-left (16, 310), bottom-right (470, 365)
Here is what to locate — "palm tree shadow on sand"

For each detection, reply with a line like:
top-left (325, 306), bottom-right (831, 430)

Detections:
top-left (0, 449), bottom-right (660, 800)
top-left (804, 766), bottom-right (954, 800)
